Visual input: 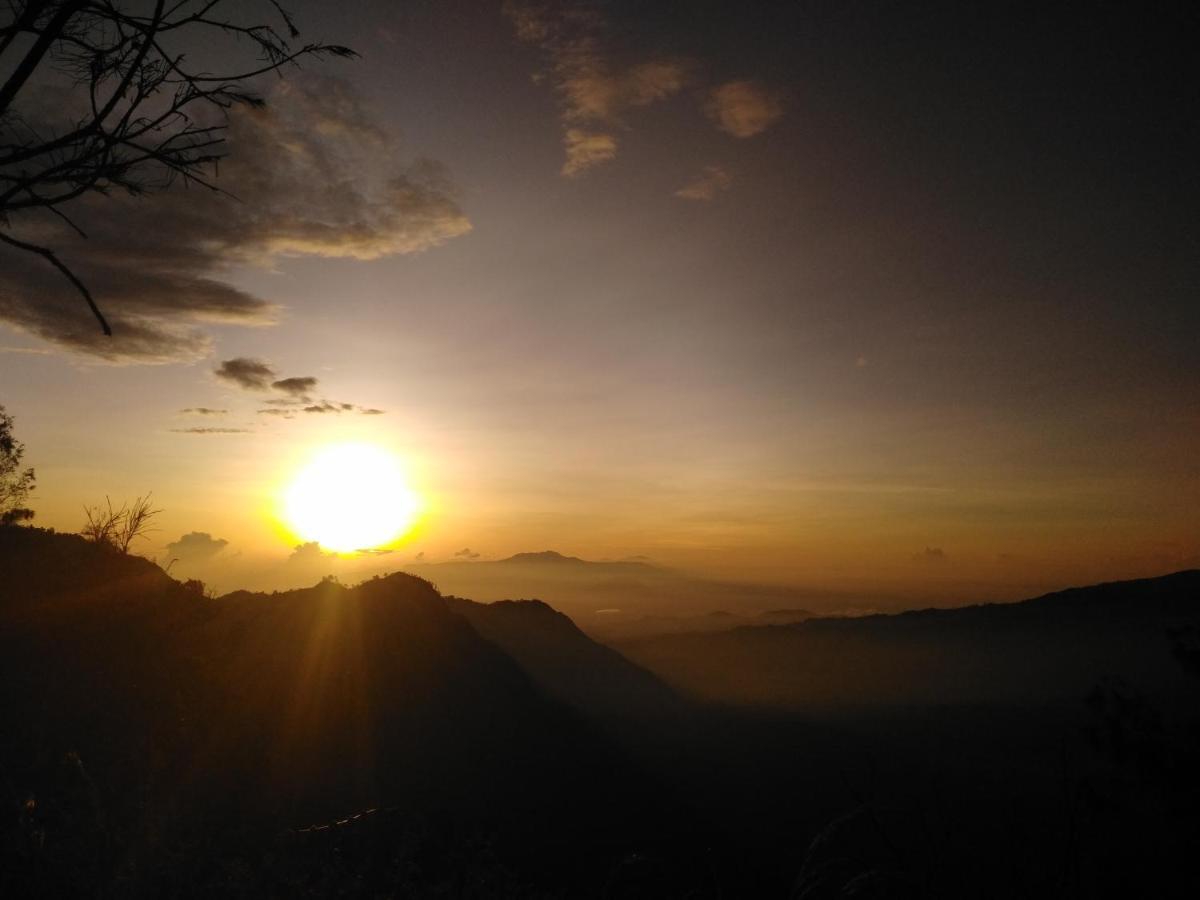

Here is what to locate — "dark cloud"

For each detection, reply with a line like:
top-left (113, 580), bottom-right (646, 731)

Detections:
top-left (179, 407), bottom-right (228, 416)
top-left (271, 376), bottom-right (318, 398)
top-left (166, 531), bottom-right (229, 561)
top-left (303, 401), bottom-right (342, 414)
top-left (254, 391), bottom-right (381, 418)
top-left (913, 547), bottom-right (947, 563)
top-left (413, 551), bottom-right (425, 561)
top-left (0, 76), bottom-right (470, 362)
top-left (454, 547), bottom-right (481, 560)
top-left (215, 358), bottom-right (276, 391)
top-left (170, 427), bottom-right (252, 434)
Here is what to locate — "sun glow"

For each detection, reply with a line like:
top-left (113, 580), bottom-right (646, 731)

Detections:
top-left (282, 443), bottom-right (421, 553)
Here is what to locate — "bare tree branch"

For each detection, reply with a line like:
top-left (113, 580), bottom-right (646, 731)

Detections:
top-left (0, 0), bottom-right (357, 336)
top-left (0, 228), bottom-right (110, 333)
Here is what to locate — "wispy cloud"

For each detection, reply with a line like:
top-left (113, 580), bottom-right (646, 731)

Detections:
top-left (706, 80), bottom-right (784, 138)
top-left (562, 129), bottom-right (619, 175)
top-left (0, 76), bottom-right (471, 362)
top-left (675, 165), bottom-right (733, 201)
top-left (504, 1), bottom-right (690, 175)
top-left (179, 407), bottom-right (228, 416)
top-left (912, 546), bottom-right (948, 563)
top-left (170, 427), bottom-right (252, 435)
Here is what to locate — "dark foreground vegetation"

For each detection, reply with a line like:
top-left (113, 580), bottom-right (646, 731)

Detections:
top-left (2, 526), bottom-right (1198, 897)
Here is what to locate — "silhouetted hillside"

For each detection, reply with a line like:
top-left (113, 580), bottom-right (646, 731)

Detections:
top-left (5, 527), bottom-right (1199, 897)
top-left (405, 550), bottom-right (835, 636)
top-left (616, 571), bottom-right (1200, 708)
top-left (0, 527), bottom-right (682, 896)
top-left (444, 595), bottom-right (682, 727)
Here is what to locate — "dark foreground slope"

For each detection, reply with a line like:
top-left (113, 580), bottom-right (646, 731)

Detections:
top-left (605, 572), bottom-right (1200, 898)
top-left (444, 595), bottom-right (682, 728)
top-left (0, 527), bottom-right (695, 897)
top-left (4, 527), bottom-right (1200, 898)
top-left (616, 571), bottom-right (1200, 709)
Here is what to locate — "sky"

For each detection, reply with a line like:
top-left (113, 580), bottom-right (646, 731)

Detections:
top-left (1, 0), bottom-right (1196, 608)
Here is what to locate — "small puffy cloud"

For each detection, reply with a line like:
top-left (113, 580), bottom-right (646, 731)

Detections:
top-left (454, 547), bottom-right (481, 560)
top-left (179, 407), bottom-right (228, 416)
top-left (271, 376), bottom-right (318, 398)
top-left (166, 531), bottom-right (229, 561)
top-left (562, 129), bottom-right (618, 176)
top-left (170, 427), bottom-right (252, 434)
top-left (413, 551), bottom-right (425, 561)
top-left (675, 165), bottom-right (733, 201)
top-left (289, 541), bottom-right (333, 562)
top-left (257, 409), bottom-right (295, 418)
top-left (0, 75), bottom-right (470, 362)
top-left (912, 547), bottom-right (947, 563)
top-left (361, 408), bottom-right (386, 416)
top-left (215, 358), bottom-right (276, 391)
top-left (707, 80), bottom-right (784, 138)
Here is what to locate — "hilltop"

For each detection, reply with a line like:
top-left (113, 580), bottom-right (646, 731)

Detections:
top-left (616, 570), bottom-right (1200, 708)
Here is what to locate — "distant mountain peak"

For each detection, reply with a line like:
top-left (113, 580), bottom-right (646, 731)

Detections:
top-left (499, 550), bottom-right (584, 564)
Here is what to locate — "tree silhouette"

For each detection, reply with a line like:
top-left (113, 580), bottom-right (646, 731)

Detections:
top-left (0, 1), bottom-right (356, 333)
top-left (0, 404), bottom-right (35, 524)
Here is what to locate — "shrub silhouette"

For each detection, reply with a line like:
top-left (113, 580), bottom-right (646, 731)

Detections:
top-left (80, 493), bottom-right (159, 553)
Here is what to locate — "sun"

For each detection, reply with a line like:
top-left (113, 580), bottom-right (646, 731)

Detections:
top-left (282, 443), bottom-right (421, 553)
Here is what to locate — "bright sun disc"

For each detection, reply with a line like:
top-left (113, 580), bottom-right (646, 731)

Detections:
top-left (283, 444), bottom-right (420, 553)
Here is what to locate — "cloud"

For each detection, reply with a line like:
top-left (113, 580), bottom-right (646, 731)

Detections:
top-left (912, 547), bottom-right (947, 563)
top-left (562, 129), bottom-right (619, 176)
top-left (454, 547), bottom-right (481, 560)
top-left (179, 407), bottom-right (228, 416)
top-left (215, 358), bottom-right (380, 413)
top-left (413, 551), bottom-right (425, 562)
top-left (289, 541), bottom-right (333, 563)
top-left (271, 376), bottom-right (318, 398)
top-left (215, 357), bottom-right (277, 391)
top-left (674, 165), bottom-right (733, 201)
top-left (0, 75), bottom-right (471, 362)
top-left (504, 1), bottom-right (690, 175)
top-left (303, 401), bottom-right (342, 414)
top-left (269, 399), bottom-right (384, 416)
top-left (706, 80), bottom-right (784, 137)
top-left (170, 427), bottom-right (252, 434)
top-left (166, 531), bottom-right (229, 561)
